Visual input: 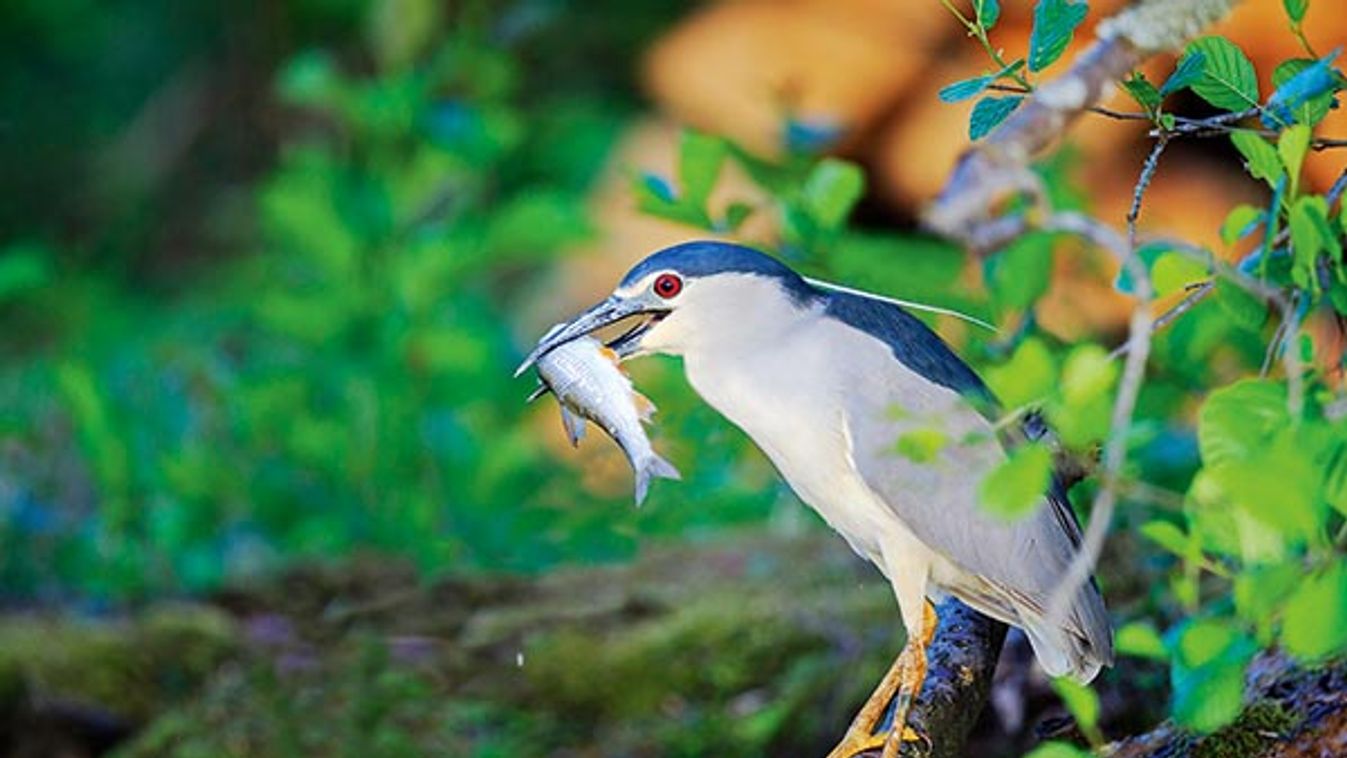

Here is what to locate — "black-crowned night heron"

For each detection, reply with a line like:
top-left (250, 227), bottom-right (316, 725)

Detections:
top-left (519, 241), bottom-right (1113, 757)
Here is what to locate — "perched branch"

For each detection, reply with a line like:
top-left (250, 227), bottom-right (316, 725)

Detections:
top-left (858, 599), bottom-right (1008, 758)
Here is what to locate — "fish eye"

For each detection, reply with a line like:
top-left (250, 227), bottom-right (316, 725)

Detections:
top-left (653, 272), bottom-right (682, 299)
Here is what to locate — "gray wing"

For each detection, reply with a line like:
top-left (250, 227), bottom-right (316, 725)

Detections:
top-left (844, 381), bottom-right (1112, 678)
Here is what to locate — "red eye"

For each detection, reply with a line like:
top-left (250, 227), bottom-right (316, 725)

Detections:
top-left (653, 272), bottom-right (682, 299)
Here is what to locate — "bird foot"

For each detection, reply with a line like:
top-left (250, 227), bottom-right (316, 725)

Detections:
top-left (824, 725), bottom-right (923, 758)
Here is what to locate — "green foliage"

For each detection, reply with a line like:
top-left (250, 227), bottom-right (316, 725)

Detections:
top-left (1229, 130), bottom-right (1284, 187)
top-left (1023, 744), bottom-right (1090, 758)
top-left (1283, 0), bottom-right (1309, 24)
top-left (894, 428), bottom-right (950, 464)
top-left (973, 0), bottom-right (1001, 30)
top-left (1123, 72), bottom-right (1162, 115)
top-left (1161, 52), bottom-right (1208, 98)
top-left (1052, 676), bottom-right (1103, 745)
top-left (985, 232), bottom-right (1054, 310)
top-left (1281, 562), bottom-right (1347, 660)
top-left (1028, 0), bottom-right (1089, 73)
top-left (1182, 37), bottom-right (1261, 112)
top-left (0, 4), bottom-right (715, 597)
top-left (1170, 620), bottom-right (1257, 732)
top-left (802, 159), bottom-right (866, 230)
top-left (1116, 621), bottom-right (1167, 660)
top-left (1264, 51), bottom-right (1342, 128)
top-left (978, 442), bottom-right (1054, 519)
top-left (986, 338), bottom-right (1056, 410)
top-left (1271, 57), bottom-right (1341, 127)
top-left (940, 61), bottom-right (1026, 104)
top-left (970, 95), bottom-right (1025, 140)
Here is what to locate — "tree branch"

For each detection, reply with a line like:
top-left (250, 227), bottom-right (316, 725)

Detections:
top-left (858, 599), bottom-right (1008, 758)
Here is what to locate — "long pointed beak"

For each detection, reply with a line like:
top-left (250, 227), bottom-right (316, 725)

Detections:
top-left (514, 296), bottom-right (648, 377)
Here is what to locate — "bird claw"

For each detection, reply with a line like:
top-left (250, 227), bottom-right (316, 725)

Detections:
top-left (824, 725), bottom-right (925, 758)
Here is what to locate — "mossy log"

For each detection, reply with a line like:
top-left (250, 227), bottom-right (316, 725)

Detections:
top-left (2, 533), bottom-right (1344, 757)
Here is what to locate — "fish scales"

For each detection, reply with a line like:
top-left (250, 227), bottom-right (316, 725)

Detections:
top-left (530, 334), bottom-right (679, 505)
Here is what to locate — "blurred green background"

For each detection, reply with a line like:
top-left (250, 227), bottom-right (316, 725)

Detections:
top-left (3, 0), bottom-right (1347, 756)
top-left (0, 0), bottom-right (758, 599)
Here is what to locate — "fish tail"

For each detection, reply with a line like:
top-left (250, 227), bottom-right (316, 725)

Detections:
top-left (633, 452), bottom-right (681, 506)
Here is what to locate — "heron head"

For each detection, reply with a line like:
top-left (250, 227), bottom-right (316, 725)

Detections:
top-left (515, 241), bottom-right (818, 375)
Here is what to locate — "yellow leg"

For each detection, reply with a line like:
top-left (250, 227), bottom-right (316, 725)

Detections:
top-left (826, 601), bottom-right (938, 758)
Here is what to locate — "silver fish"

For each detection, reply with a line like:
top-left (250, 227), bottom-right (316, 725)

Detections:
top-left (528, 328), bottom-right (680, 505)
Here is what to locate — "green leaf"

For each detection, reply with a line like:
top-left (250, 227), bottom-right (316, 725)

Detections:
top-left (1282, 562), bottom-right (1347, 661)
top-left (1061, 344), bottom-right (1117, 407)
top-left (1152, 252), bottom-right (1209, 297)
top-left (1171, 620), bottom-right (1256, 733)
top-left (1273, 58), bottom-right (1340, 127)
top-left (940, 75), bottom-right (994, 104)
top-left (1278, 124), bottom-right (1312, 195)
top-left (1325, 441), bottom-right (1347, 515)
top-left (1234, 563), bottom-right (1301, 628)
top-left (1229, 130), bottom-right (1284, 187)
top-left (969, 95), bottom-right (1024, 140)
top-left (974, 0), bottom-right (1001, 30)
top-left (802, 158), bottom-right (865, 229)
top-left (1160, 50), bottom-right (1207, 97)
top-left (1211, 430), bottom-right (1323, 541)
top-left (1185, 37), bottom-right (1260, 112)
top-left (1024, 743), bottom-right (1090, 758)
top-left (1122, 71), bottom-right (1161, 113)
top-left (1213, 278), bottom-right (1268, 329)
top-left (894, 428), bottom-right (949, 464)
top-left (1264, 51), bottom-right (1342, 128)
top-left (1115, 241), bottom-right (1201, 294)
top-left (1283, 0), bottom-right (1309, 22)
top-left (1173, 650), bottom-right (1249, 733)
top-left (985, 337), bottom-right (1056, 409)
top-left (721, 202), bottom-right (754, 232)
top-left (1028, 0), bottom-right (1089, 73)
top-left (978, 442), bottom-right (1053, 520)
top-left (1116, 621), bottom-right (1168, 660)
top-left (1052, 678), bottom-right (1100, 731)
top-left (1289, 195), bottom-right (1330, 291)
top-left (1220, 204), bottom-right (1264, 246)
top-left (678, 131), bottom-right (728, 206)
top-left (940, 61), bottom-right (1025, 103)
top-left (0, 243), bottom-right (52, 303)
top-left (985, 231), bottom-right (1053, 309)
top-left (1141, 519), bottom-right (1191, 556)
top-left (1331, 282), bottom-right (1347, 316)
top-left (277, 50), bottom-right (344, 108)
top-left (1198, 379), bottom-right (1289, 467)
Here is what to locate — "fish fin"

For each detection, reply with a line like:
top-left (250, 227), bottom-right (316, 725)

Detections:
top-left (559, 405), bottom-right (587, 447)
top-left (526, 384), bottom-right (550, 403)
top-left (633, 453), bottom-right (681, 506)
top-left (632, 390), bottom-right (657, 422)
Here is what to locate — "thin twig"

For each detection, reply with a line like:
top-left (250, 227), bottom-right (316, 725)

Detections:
top-left (1042, 212), bottom-right (1155, 630)
top-left (1110, 280), bottom-right (1215, 359)
top-left (1128, 134), bottom-right (1171, 250)
top-left (1325, 168), bottom-right (1347, 208)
